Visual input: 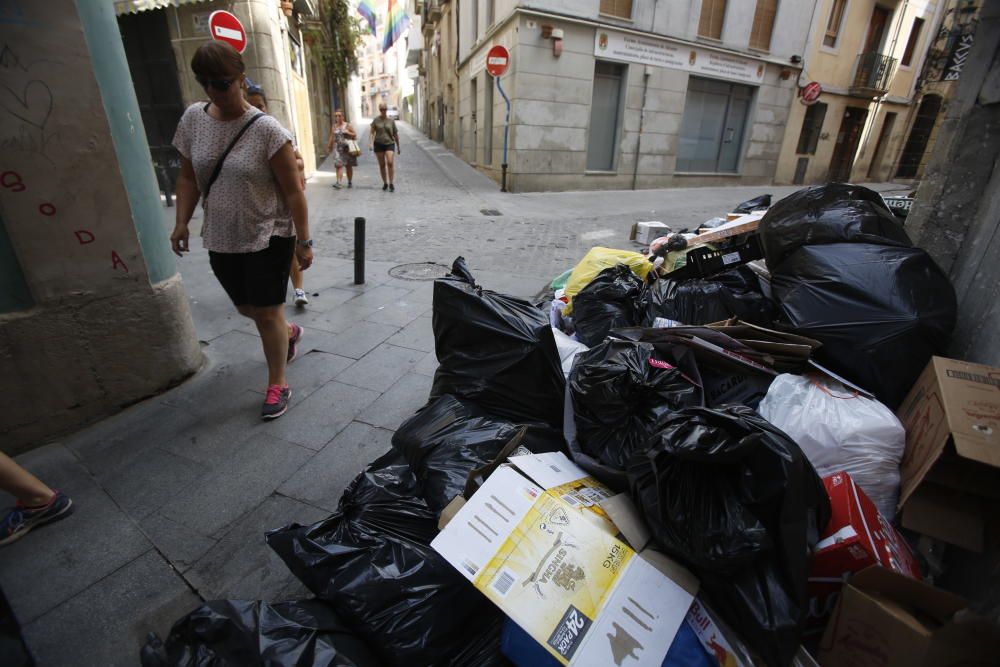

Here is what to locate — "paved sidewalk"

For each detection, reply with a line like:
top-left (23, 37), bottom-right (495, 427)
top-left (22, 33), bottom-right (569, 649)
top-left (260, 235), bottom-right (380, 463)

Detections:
top-left (0, 120), bottom-right (911, 666)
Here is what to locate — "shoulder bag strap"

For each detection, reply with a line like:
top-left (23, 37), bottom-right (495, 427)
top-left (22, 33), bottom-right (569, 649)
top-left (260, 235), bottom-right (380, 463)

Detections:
top-left (202, 111), bottom-right (265, 202)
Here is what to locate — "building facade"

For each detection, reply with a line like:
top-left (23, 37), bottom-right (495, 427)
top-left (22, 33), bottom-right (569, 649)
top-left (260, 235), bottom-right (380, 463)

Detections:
top-left (417, 0), bottom-right (819, 192)
top-left (774, 0), bottom-right (982, 185)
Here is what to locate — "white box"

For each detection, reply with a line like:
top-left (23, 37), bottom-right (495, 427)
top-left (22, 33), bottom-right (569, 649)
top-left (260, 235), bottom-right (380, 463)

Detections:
top-left (432, 452), bottom-right (696, 666)
top-left (632, 221), bottom-right (670, 245)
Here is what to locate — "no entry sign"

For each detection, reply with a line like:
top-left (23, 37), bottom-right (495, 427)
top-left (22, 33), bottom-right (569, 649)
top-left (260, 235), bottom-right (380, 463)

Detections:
top-left (209, 11), bottom-right (247, 54)
top-left (486, 45), bottom-right (510, 77)
top-left (800, 81), bottom-right (822, 106)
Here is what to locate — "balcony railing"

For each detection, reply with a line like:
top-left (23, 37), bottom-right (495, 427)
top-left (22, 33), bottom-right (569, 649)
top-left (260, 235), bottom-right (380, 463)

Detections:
top-left (851, 52), bottom-right (897, 96)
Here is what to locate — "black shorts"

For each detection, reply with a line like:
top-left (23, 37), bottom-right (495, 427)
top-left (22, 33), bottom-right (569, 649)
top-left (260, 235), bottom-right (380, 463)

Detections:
top-left (209, 235), bottom-right (295, 307)
top-left (373, 142), bottom-right (396, 153)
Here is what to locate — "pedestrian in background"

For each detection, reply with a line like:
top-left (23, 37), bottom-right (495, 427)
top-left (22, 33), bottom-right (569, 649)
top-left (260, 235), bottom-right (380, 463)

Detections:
top-left (370, 104), bottom-right (400, 192)
top-left (246, 81), bottom-right (310, 307)
top-left (170, 41), bottom-right (313, 420)
top-left (0, 452), bottom-right (73, 546)
top-left (326, 109), bottom-right (357, 189)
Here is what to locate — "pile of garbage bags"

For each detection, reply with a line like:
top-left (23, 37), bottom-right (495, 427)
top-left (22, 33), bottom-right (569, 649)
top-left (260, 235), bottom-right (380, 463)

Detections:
top-left (143, 186), bottom-right (960, 667)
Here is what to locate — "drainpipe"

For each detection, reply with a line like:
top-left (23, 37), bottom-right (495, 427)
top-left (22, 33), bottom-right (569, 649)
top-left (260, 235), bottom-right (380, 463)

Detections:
top-left (631, 66), bottom-right (650, 191)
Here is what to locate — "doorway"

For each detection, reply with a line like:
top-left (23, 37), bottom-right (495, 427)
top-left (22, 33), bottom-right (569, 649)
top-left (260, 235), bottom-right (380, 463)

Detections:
top-left (867, 112), bottom-right (897, 180)
top-left (117, 10), bottom-right (184, 201)
top-left (864, 6), bottom-right (891, 53)
top-left (586, 61), bottom-right (626, 171)
top-left (677, 77), bottom-right (754, 173)
top-left (896, 95), bottom-right (942, 178)
top-left (829, 107), bottom-right (869, 182)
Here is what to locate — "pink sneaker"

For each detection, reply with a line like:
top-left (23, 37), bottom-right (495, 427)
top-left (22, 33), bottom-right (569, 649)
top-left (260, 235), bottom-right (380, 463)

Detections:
top-left (287, 323), bottom-right (303, 363)
top-left (261, 384), bottom-right (291, 420)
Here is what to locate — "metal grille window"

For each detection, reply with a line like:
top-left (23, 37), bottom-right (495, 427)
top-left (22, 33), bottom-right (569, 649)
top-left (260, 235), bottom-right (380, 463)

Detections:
top-left (749, 0), bottom-right (778, 51)
top-left (796, 102), bottom-right (827, 155)
top-left (699, 0), bottom-right (727, 39)
top-left (824, 0), bottom-right (847, 47)
top-left (599, 0), bottom-right (633, 19)
top-left (901, 17), bottom-right (925, 66)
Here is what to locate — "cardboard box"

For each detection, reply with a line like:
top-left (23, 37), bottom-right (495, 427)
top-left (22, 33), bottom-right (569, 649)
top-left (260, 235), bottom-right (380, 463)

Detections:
top-left (630, 221), bottom-right (671, 245)
top-left (432, 452), bottom-right (698, 666)
top-left (896, 357), bottom-right (1000, 552)
top-left (805, 473), bottom-right (920, 634)
top-left (819, 566), bottom-right (1000, 666)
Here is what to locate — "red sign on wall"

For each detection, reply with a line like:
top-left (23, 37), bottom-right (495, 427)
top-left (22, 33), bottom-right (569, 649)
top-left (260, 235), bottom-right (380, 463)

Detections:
top-left (209, 11), bottom-right (247, 54)
top-left (800, 81), bottom-right (823, 106)
top-left (486, 45), bottom-right (510, 78)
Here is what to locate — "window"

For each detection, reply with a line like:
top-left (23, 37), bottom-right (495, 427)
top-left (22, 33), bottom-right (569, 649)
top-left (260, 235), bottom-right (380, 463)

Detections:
top-left (901, 17), bottom-right (925, 66)
top-left (472, 0), bottom-right (479, 42)
top-left (677, 77), bottom-right (753, 172)
top-left (699, 0), bottom-right (728, 39)
top-left (824, 0), bottom-right (847, 48)
top-left (749, 0), bottom-right (778, 51)
top-left (586, 61), bottom-right (627, 171)
top-left (795, 102), bottom-right (827, 154)
top-left (600, 0), bottom-right (633, 19)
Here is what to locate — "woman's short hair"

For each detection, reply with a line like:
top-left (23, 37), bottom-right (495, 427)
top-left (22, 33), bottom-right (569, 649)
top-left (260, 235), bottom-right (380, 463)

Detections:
top-left (191, 41), bottom-right (245, 78)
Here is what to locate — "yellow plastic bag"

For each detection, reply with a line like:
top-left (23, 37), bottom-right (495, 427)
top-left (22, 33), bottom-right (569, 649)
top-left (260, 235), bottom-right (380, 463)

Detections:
top-left (564, 247), bottom-right (653, 315)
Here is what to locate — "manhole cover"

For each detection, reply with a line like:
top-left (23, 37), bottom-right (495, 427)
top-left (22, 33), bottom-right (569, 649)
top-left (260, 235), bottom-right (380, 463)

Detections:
top-left (389, 262), bottom-right (452, 281)
top-left (480, 208), bottom-right (503, 216)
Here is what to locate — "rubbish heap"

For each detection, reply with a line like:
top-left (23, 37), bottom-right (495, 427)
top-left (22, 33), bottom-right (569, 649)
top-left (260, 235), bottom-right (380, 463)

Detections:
top-left (143, 185), bottom-right (1000, 666)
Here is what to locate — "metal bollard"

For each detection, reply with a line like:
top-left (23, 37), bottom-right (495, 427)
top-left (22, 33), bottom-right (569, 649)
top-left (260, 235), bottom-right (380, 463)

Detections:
top-left (354, 217), bottom-right (365, 285)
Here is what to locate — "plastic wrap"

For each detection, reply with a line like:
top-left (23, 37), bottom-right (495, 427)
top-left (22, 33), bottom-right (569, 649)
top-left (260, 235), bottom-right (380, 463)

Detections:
top-left (265, 450), bottom-right (503, 667)
top-left (629, 406), bottom-right (830, 667)
top-left (392, 394), bottom-right (565, 512)
top-left (770, 243), bottom-right (956, 408)
top-left (430, 257), bottom-right (565, 428)
top-left (563, 246), bottom-right (653, 314)
top-left (758, 373), bottom-right (905, 519)
top-left (139, 599), bottom-right (378, 667)
top-left (571, 264), bottom-right (646, 347)
top-left (643, 267), bottom-right (775, 327)
top-left (570, 339), bottom-right (702, 474)
top-left (759, 183), bottom-right (911, 268)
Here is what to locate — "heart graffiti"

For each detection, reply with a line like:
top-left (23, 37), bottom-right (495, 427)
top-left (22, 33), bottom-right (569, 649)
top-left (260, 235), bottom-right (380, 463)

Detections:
top-left (0, 79), bottom-right (53, 130)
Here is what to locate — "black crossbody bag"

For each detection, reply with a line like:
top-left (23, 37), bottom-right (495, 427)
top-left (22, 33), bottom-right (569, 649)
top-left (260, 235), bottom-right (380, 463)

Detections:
top-left (202, 104), bottom-right (264, 202)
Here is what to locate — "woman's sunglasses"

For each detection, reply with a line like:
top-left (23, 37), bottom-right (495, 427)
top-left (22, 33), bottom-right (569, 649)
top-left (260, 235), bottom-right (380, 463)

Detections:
top-left (196, 76), bottom-right (236, 91)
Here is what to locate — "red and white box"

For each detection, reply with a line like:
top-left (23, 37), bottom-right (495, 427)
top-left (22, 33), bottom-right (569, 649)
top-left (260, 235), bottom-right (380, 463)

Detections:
top-left (805, 472), bottom-right (921, 634)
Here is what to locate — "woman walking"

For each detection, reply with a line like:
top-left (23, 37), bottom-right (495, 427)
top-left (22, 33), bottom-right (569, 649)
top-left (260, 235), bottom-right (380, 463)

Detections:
top-left (369, 104), bottom-right (401, 192)
top-left (326, 110), bottom-right (357, 189)
top-left (170, 41), bottom-right (312, 420)
top-left (246, 81), bottom-right (309, 306)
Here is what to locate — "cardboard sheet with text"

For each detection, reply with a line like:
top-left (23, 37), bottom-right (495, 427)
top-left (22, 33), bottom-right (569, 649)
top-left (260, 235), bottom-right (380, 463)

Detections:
top-left (431, 454), bottom-right (694, 666)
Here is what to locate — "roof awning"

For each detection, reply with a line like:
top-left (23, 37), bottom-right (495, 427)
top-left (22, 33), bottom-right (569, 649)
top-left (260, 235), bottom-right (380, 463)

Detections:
top-left (114, 0), bottom-right (212, 16)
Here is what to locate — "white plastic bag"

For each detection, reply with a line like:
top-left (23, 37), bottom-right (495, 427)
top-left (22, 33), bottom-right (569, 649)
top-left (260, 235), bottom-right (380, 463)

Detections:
top-left (551, 327), bottom-right (588, 379)
top-left (758, 373), bottom-right (905, 519)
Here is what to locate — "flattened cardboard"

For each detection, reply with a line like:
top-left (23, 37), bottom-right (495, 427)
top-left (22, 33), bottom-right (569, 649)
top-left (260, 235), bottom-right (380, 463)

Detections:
top-left (896, 357), bottom-right (1000, 551)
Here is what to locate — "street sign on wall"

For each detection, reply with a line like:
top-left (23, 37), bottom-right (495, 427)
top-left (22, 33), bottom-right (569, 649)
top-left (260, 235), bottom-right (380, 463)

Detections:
top-left (800, 81), bottom-right (822, 106)
top-left (208, 11), bottom-right (247, 54)
top-left (486, 45), bottom-right (510, 77)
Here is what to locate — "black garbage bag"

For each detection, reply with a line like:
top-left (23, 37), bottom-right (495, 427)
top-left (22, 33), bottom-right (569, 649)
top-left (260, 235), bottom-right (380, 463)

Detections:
top-left (139, 599), bottom-right (378, 667)
top-left (266, 450), bottom-right (503, 667)
top-left (771, 243), bottom-right (956, 408)
top-left (392, 394), bottom-right (565, 512)
top-left (629, 406), bottom-right (830, 667)
top-left (570, 340), bottom-right (702, 479)
top-left (643, 267), bottom-right (776, 327)
top-left (759, 183), bottom-right (912, 267)
top-left (431, 257), bottom-right (565, 429)
top-left (732, 193), bottom-right (771, 214)
top-left (572, 264), bottom-right (645, 347)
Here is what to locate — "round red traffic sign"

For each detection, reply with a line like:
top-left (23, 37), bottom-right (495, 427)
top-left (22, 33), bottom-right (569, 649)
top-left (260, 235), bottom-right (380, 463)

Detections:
top-left (209, 11), bottom-right (247, 54)
top-left (800, 81), bottom-right (822, 106)
top-left (486, 45), bottom-right (510, 78)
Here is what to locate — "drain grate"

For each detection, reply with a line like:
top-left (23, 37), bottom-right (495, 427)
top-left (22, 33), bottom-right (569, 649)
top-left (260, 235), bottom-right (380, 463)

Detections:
top-left (389, 262), bottom-right (452, 281)
top-left (480, 208), bottom-right (502, 216)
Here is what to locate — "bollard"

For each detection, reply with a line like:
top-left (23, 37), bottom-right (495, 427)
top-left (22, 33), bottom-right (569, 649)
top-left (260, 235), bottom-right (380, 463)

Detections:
top-left (354, 217), bottom-right (365, 285)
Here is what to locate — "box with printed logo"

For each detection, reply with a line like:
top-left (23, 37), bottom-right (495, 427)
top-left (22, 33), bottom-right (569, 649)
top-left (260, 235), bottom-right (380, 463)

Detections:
top-left (431, 452), bottom-right (696, 666)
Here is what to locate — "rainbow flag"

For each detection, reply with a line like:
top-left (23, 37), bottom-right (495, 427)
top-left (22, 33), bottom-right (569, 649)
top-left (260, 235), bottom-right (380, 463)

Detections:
top-left (381, 0), bottom-right (409, 53)
top-left (357, 0), bottom-right (377, 36)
